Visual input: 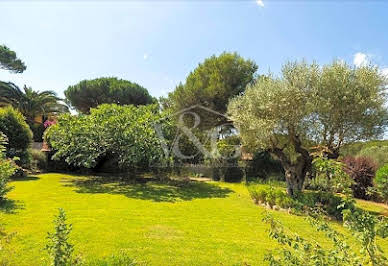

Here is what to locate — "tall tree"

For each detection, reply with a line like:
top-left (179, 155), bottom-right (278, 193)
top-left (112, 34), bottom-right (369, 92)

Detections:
top-left (0, 81), bottom-right (68, 124)
top-left (64, 77), bottom-right (155, 113)
top-left (228, 61), bottom-right (387, 196)
top-left (167, 52), bottom-right (257, 129)
top-left (0, 45), bottom-right (26, 73)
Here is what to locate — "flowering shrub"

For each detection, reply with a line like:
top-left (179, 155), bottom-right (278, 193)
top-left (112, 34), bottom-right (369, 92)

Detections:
top-left (44, 119), bottom-right (56, 128)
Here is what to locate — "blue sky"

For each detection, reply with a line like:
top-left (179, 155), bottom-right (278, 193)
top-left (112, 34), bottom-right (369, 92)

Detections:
top-left (1, 0), bottom-right (388, 99)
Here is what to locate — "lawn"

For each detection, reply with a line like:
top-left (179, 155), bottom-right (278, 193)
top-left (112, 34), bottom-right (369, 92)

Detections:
top-left (1, 173), bottom-right (388, 265)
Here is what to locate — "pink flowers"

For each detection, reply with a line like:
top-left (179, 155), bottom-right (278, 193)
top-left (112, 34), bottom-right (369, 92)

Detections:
top-left (44, 120), bottom-right (56, 128)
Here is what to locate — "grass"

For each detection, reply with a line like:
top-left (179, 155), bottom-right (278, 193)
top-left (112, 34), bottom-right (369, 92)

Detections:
top-left (1, 173), bottom-right (388, 265)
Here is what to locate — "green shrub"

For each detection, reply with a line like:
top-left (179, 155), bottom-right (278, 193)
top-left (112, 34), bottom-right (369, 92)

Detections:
top-left (31, 149), bottom-right (47, 170)
top-left (294, 191), bottom-right (353, 220)
top-left (248, 185), bottom-right (292, 209)
top-left (248, 184), bottom-right (354, 220)
top-left (0, 106), bottom-right (32, 166)
top-left (375, 164), bottom-right (388, 203)
top-left (0, 133), bottom-right (16, 200)
top-left (247, 185), bottom-right (267, 204)
top-left (265, 187), bottom-right (277, 208)
top-left (308, 157), bottom-right (353, 194)
top-left (45, 104), bottom-right (173, 171)
top-left (46, 208), bottom-right (74, 266)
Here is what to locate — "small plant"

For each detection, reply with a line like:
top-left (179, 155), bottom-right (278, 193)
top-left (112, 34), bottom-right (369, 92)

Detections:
top-left (375, 164), bottom-right (388, 203)
top-left (46, 208), bottom-right (74, 266)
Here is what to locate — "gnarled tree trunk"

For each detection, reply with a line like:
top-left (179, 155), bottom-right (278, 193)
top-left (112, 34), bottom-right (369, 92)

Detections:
top-left (271, 134), bottom-right (312, 197)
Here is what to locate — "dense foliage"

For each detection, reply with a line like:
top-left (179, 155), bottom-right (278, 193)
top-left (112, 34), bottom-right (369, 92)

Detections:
top-left (0, 45), bottom-right (26, 73)
top-left (45, 104), bottom-right (173, 171)
top-left (228, 61), bottom-right (387, 196)
top-left (0, 106), bottom-right (32, 165)
top-left (342, 156), bottom-right (377, 199)
top-left (0, 133), bottom-right (16, 200)
top-left (307, 157), bottom-right (353, 193)
top-left (167, 52), bottom-right (257, 129)
top-left (64, 77), bottom-right (154, 113)
top-left (375, 164), bottom-right (388, 203)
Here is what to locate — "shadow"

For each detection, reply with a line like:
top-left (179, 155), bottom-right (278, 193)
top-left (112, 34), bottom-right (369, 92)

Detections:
top-left (10, 175), bottom-right (40, 182)
top-left (62, 175), bottom-right (233, 202)
top-left (0, 199), bottom-right (25, 214)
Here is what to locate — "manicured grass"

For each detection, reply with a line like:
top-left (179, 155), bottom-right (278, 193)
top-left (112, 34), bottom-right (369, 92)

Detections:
top-left (1, 173), bottom-right (388, 265)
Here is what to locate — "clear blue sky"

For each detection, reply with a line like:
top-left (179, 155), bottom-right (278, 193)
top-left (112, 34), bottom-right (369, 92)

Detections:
top-left (1, 1), bottom-right (388, 99)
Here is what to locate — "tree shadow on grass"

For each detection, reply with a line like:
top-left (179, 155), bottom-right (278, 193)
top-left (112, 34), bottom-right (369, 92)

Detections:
top-left (62, 175), bottom-right (233, 202)
top-left (0, 199), bottom-right (24, 214)
top-left (10, 175), bottom-right (40, 182)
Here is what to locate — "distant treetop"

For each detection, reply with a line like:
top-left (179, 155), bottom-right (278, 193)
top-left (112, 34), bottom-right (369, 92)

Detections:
top-left (64, 77), bottom-right (155, 113)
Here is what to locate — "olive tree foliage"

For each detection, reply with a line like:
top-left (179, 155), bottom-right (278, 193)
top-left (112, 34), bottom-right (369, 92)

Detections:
top-left (228, 61), bottom-right (387, 196)
top-left (64, 77), bottom-right (155, 114)
top-left (167, 52), bottom-right (257, 129)
top-left (45, 104), bottom-right (173, 170)
top-left (0, 45), bottom-right (26, 73)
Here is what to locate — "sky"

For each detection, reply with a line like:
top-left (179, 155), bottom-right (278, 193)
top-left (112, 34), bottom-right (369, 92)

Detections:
top-left (1, 0), bottom-right (388, 99)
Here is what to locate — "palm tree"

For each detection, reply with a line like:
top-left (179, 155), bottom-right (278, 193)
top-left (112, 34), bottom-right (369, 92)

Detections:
top-left (0, 81), bottom-right (68, 124)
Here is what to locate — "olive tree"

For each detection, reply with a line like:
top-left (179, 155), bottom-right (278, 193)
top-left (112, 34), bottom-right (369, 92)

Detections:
top-left (228, 61), bottom-right (387, 196)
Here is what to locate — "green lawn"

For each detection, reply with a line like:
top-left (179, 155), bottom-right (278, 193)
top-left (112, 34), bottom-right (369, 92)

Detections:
top-left (1, 173), bottom-right (388, 265)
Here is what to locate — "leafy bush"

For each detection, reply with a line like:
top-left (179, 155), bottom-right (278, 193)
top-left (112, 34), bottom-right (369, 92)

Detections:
top-left (263, 208), bottom-right (388, 266)
top-left (248, 186), bottom-right (295, 210)
top-left (45, 104), bottom-right (173, 171)
top-left (31, 149), bottom-right (47, 170)
top-left (0, 106), bottom-right (32, 166)
top-left (46, 208), bottom-right (74, 266)
top-left (248, 185), bottom-right (354, 220)
top-left (342, 156), bottom-right (377, 200)
top-left (294, 191), bottom-right (353, 220)
top-left (308, 157), bottom-right (353, 194)
top-left (0, 133), bottom-right (15, 200)
top-left (375, 164), bottom-right (388, 203)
